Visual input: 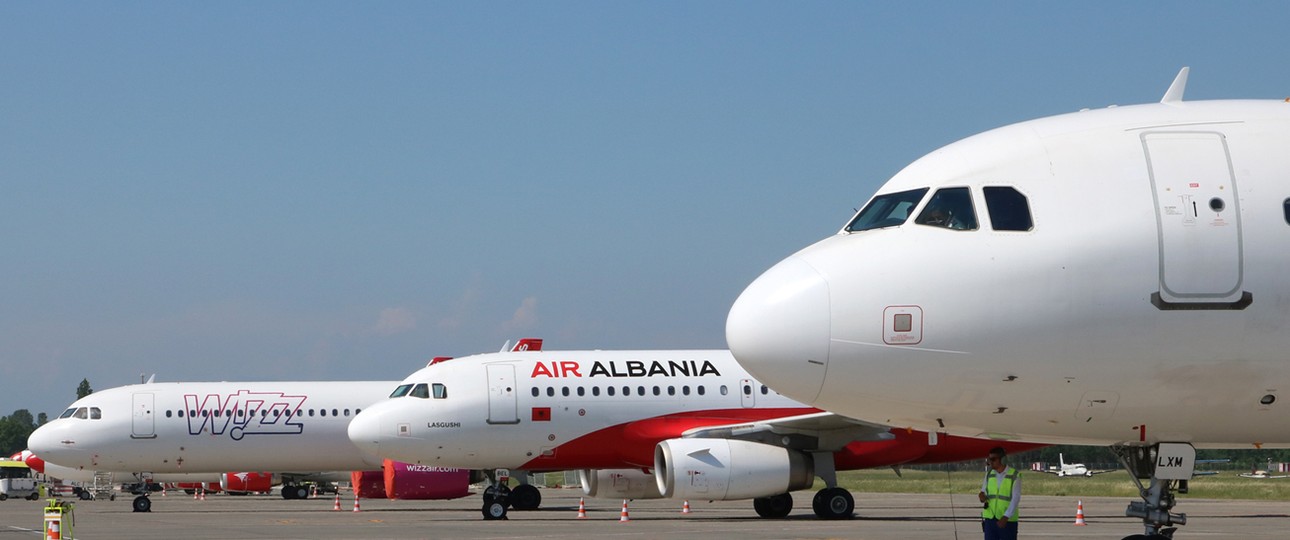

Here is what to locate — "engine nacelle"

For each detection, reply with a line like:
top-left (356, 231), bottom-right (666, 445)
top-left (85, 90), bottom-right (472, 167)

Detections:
top-left (220, 472), bottom-right (274, 494)
top-left (382, 460), bottom-right (472, 500)
top-left (580, 469), bottom-right (663, 499)
top-left (655, 438), bottom-right (813, 500)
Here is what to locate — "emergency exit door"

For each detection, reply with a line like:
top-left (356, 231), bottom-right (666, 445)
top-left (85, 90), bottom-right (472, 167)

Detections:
top-left (131, 393), bottom-right (156, 439)
top-left (1143, 131), bottom-right (1250, 309)
top-left (486, 364), bottom-right (519, 424)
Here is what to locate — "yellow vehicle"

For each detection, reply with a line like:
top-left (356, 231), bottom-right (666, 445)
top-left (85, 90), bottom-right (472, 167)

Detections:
top-left (0, 459), bottom-right (40, 501)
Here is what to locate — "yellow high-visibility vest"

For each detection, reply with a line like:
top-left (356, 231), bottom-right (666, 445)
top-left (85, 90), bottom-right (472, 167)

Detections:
top-left (982, 466), bottom-right (1020, 521)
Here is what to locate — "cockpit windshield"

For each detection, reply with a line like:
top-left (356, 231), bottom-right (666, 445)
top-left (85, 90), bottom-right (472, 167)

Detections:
top-left (845, 188), bottom-right (929, 232)
top-left (410, 383), bottom-right (430, 399)
top-left (389, 384), bottom-right (413, 398)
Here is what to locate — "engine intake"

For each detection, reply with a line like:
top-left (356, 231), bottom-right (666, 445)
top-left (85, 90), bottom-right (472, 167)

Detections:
top-left (655, 438), bottom-right (813, 500)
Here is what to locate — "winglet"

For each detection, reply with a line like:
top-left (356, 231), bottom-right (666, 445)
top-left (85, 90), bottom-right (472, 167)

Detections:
top-left (1161, 67), bottom-right (1189, 104)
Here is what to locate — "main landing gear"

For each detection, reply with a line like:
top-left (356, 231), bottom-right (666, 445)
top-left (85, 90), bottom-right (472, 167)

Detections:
top-left (1112, 442), bottom-right (1196, 540)
top-left (122, 475), bottom-right (162, 513)
top-left (810, 452), bottom-right (854, 519)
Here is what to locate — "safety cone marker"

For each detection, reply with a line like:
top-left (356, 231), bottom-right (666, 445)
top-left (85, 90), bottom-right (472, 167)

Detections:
top-left (576, 497), bottom-right (587, 519)
top-left (619, 499), bottom-right (630, 522)
top-left (353, 494), bottom-right (361, 512)
top-left (193, 489), bottom-right (199, 500)
top-left (1073, 500), bottom-right (1087, 525)
top-left (333, 493), bottom-right (341, 511)
top-left (199, 488), bottom-right (206, 501)
top-left (682, 500), bottom-right (691, 514)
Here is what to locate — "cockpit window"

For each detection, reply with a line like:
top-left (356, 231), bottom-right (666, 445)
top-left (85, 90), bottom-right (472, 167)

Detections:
top-left (90, 407), bottom-right (102, 420)
top-left (984, 186), bottom-right (1033, 231)
top-left (59, 408), bottom-right (77, 419)
top-left (72, 407), bottom-right (88, 419)
top-left (432, 383), bottom-right (448, 399)
top-left (390, 384), bottom-right (413, 398)
top-left (845, 188), bottom-right (929, 232)
top-left (915, 187), bottom-right (978, 230)
top-left (410, 383), bottom-right (430, 399)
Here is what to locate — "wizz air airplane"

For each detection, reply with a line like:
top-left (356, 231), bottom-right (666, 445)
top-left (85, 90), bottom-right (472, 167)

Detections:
top-left (26, 379), bottom-right (471, 512)
top-left (347, 348), bottom-right (1040, 520)
top-left (725, 67), bottom-right (1290, 537)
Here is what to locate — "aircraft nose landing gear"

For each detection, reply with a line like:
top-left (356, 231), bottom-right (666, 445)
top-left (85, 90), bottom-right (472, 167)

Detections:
top-left (1112, 442), bottom-right (1195, 540)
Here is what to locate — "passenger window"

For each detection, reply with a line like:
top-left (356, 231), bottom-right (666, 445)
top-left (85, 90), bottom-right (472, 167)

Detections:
top-left (390, 384), bottom-right (413, 398)
top-left (90, 407), bottom-right (102, 419)
top-left (682, 386), bottom-right (690, 396)
top-left (410, 383), bottom-right (430, 399)
top-left (760, 385), bottom-right (769, 395)
top-left (531, 388), bottom-right (539, 397)
top-left (667, 386), bottom-right (675, 396)
top-left (720, 385), bottom-right (728, 396)
top-left (592, 387), bottom-right (600, 397)
top-left (607, 386), bottom-right (616, 396)
top-left (697, 386), bottom-right (705, 396)
top-left (308, 409), bottom-right (314, 417)
top-left (178, 410), bottom-right (185, 418)
top-left (576, 387), bottom-right (585, 397)
top-left (915, 187), bottom-right (978, 230)
top-left (637, 386), bottom-right (645, 396)
top-left (984, 186), bottom-right (1034, 231)
top-left (344, 409), bottom-right (350, 416)
top-left (331, 409), bottom-right (338, 417)
top-left (166, 410), bottom-right (173, 418)
top-left (1283, 198), bottom-right (1290, 225)
top-left (561, 387), bottom-right (570, 397)
top-left (622, 386), bottom-right (630, 396)
top-left (320, 409), bottom-right (327, 417)
top-left (432, 383), bottom-right (448, 399)
top-left (214, 409), bottom-right (222, 417)
top-left (546, 387), bottom-right (555, 397)
top-left (846, 188), bottom-right (930, 232)
top-left (652, 386), bottom-right (660, 396)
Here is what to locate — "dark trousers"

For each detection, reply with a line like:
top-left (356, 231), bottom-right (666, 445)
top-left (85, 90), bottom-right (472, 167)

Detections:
top-left (982, 518), bottom-right (1018, 540)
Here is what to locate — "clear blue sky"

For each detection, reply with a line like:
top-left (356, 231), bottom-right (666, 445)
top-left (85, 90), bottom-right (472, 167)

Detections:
top-left (2, 2), bottom-right (1287, 417)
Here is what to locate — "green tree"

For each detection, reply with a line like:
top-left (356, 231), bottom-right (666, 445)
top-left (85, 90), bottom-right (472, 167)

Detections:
top-left (76, 378), bottom-right (93, 399)
top-left (0, 409), bottom-right (39, 456)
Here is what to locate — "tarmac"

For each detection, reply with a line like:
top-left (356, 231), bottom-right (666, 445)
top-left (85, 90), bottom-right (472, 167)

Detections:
top-left (2, 487), bottom-right (1288, 539)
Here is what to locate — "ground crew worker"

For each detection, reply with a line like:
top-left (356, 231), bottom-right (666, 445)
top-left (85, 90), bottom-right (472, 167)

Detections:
top-left (978, 446), bottom-right (1020, 540)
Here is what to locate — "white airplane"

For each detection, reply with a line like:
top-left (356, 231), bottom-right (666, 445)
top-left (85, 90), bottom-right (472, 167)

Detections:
top-left (26, 379), bottom-right (471, 512)
top-left (347, 347), bottom-right (1041, 520)
top-left (1035, 453), bottom-right (1113, 477)
top-left (725, 67), bottom-right (1290, 537)
top-left (1238, 459), bottom-right (1288, 479)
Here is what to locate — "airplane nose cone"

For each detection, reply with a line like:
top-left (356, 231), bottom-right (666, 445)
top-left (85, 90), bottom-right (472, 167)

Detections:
top-left (727, 255), bottom-right (831, 404)
top-left (26, 424), bottom-right (60, 457)
top-left (347, 409), bottom-right (382, 456)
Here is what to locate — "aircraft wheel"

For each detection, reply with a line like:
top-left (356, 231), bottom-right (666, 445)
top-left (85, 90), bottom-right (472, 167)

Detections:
top-left (132, 495), bottom-right (152, 513)
top-left (812, 487), bottom-right (854, 520)
top-left (482, 499), bottom-right (509, 520)
top-left (753, 492), bottom-right (793, 518)
top-left (509, 484), bottom-right (541, 510)
top-left (293, 486), bottom-right (310, 499)
top-left (281, 485), bottom-right (297, 500)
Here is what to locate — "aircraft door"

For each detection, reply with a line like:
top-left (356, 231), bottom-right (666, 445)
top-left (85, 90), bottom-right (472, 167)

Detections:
top-left (131, 393), bottom-right (156, 439)
top-left (1142, 131), bottom-right (1249, 309)
top-left (486, 364), bottom-right (520, 425)
top-left (740, 379), bottom-right (755, 408)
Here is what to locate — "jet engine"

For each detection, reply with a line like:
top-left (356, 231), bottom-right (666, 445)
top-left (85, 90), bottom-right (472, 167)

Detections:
top-left (654, 438), bottom-right (813, 500)
top-left (580, 468), bottom-right (663, 499)
top-left (220, 472), bottom-right (274, 494)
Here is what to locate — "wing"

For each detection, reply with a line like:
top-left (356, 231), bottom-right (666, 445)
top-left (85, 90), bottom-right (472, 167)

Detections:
top-left (677, 411), bottom-right (894, 452)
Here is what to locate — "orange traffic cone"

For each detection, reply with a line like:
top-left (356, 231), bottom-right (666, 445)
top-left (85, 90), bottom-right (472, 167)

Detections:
top-left (352, 494), bottom-right (361, 512)
top-left (1073, 500), bottom-right (1087, 526)
top-left (199, 488), bottom-right (206, 501)
top-left (619, 499), bottom-right (630, 522)
top-left (193, 489), bottom-right (199, 500)
top-left (576, 497), bottom-right (587, 519)
top-left (682, 500), bottom-right (691, 514)
top-left (332, 493), bottom-right (341, 511)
